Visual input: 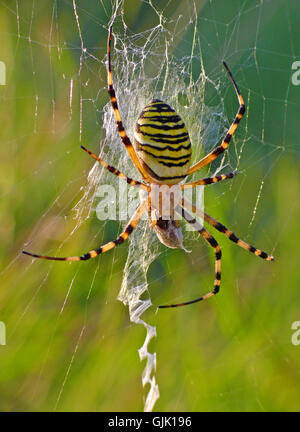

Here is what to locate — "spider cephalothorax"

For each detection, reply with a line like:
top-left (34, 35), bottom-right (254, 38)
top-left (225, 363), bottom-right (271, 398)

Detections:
top-left (23, 25), bottom-right (274, 309)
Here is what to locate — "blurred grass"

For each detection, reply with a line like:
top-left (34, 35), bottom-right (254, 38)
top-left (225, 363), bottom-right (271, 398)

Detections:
top-left (1, 0), bottom-right (300, 412)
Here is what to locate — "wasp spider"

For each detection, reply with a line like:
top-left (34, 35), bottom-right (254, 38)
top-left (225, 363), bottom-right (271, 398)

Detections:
top-left (23, 26), bottom-right (274, 308)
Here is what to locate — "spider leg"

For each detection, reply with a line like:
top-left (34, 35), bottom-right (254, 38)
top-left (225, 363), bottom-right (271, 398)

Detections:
top-left (147, 194), bottom-right (158, 228)
top-left (22, 200), bottom-right (147, 262)
top-left (158, 206), bottom-right (221, 308)
top-left (81, 146), bottom-right (149, 191)
top-left (183, 198), bottom-right (274, 261)
top-left (187, 62), bottom-right (245, 175)
top-left (107, 26), bottom-right (150, 181)
top-left (181, 170), bottom-right (237, 189)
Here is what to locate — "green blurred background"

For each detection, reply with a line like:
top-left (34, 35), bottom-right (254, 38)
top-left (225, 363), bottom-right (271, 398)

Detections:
top-left (1, 0), bottom-right (300, 412)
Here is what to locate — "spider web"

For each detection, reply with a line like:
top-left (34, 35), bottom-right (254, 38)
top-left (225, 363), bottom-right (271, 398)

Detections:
top-left (1, 0), bottom-right (299, 412)
top-left (69, 1), bottom-right (224, 411)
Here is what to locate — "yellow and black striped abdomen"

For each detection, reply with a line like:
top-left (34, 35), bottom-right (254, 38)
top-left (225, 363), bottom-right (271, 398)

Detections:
top-left (133, 99), bottom-right (192, 184)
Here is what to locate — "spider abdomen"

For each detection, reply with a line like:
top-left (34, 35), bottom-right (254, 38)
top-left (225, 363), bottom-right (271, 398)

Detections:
top-left (133, 99), bottom-right (192, 184)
